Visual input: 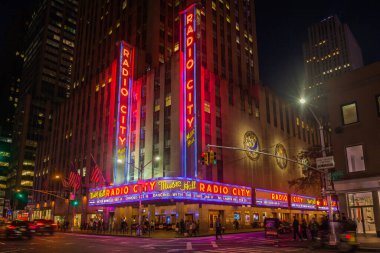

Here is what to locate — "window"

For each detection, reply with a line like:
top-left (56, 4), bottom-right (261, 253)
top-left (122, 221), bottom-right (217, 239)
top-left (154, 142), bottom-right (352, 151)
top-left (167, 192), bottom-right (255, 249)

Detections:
top-left (376, 95), bottom-right (380, 116)
top-left (341, 102), bottom-right (358, 125)
top-left (346, 145), bottom-right (365, 172)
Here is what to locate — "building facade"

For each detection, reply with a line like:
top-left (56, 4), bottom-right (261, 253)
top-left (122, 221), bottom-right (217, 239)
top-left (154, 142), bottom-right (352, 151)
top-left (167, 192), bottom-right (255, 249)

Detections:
top-left (303, 15), bottom-right (363, 111)
top-left (33, 0), bottom-right (325, 231)
top-left (10, 0), bottom-right (78, 201)
top-left (328, 62), bottom-right (380, 236)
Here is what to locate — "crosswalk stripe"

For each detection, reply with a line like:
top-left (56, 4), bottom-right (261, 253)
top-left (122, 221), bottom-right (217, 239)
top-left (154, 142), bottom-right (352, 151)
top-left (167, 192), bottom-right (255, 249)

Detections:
top-left (186, 242), bottom-right (192, 250)
top-left (211, 241), bottom-right (218, 248)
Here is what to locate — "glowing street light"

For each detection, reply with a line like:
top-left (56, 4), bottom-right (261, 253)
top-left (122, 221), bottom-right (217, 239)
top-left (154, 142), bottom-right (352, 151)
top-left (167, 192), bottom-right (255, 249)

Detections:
top-left (299, 97), bottom-right (306, 104)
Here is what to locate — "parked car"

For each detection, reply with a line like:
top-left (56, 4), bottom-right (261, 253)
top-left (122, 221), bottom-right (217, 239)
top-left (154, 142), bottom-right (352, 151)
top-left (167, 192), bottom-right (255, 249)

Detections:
top-left (4, 220), bottom-right (34, 239)
top-left (34, 219), bottom-right (57, 235)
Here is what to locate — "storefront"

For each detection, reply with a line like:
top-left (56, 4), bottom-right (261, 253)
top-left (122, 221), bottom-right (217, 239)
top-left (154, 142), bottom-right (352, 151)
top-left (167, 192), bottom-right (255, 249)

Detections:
top-left (88, 178), bottom-right (325, 233)
top-left (347, 192), bottom-right (377, 234)
top-left (335, 177), bottom-right (380, 237)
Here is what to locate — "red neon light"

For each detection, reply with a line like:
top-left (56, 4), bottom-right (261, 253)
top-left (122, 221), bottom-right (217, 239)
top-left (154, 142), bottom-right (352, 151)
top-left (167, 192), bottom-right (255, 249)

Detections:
top-left (118, 47), bottom-right (132, 147)
top-left (271, 193), bottom-right (288, 202)
top-left (184, 12), bottom-right (195, 137)
top-left (291, 196), bottom-right (304, 203)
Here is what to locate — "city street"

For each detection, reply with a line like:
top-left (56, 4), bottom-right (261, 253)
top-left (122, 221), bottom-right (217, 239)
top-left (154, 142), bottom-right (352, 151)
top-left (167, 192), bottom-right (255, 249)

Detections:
top-left (0, 231), bottom-right (376, 253)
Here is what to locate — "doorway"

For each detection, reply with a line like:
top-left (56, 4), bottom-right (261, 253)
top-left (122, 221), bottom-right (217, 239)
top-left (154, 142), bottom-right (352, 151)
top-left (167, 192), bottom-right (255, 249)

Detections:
top-left (350, 206), bottom-right (376, 234)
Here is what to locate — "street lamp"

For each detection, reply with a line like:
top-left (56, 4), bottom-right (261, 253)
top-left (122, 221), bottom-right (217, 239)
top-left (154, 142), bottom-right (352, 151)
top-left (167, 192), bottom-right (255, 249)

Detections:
top-left (130, 156), bottom-right (160, 236)
top-left (299, 97), bottom-right (337, 245)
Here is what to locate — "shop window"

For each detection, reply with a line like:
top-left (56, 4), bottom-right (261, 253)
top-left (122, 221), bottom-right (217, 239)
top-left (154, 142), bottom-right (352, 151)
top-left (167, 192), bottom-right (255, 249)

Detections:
top-left (348, 192), bottom-right (373, 207)
top-left (341, 102), bottom-right (358, 125)
top-left (346, 145), bottom-right (365, 172)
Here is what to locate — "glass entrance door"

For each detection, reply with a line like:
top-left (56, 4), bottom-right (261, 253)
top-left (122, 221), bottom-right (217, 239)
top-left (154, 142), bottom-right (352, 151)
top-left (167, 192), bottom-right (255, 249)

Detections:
top-left (350, 206), bottom-right (376, 234)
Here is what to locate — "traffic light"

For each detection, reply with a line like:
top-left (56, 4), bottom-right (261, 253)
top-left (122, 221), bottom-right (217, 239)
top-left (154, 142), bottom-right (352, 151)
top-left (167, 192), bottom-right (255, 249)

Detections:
top-left (71, 199), bottom-right (79, 206)
top-left (15, 191), bottom-right (27, 203)
top-left (201, 152), bottom-right (209, 165)
top-left (209, 151), bottom-right (217, 165)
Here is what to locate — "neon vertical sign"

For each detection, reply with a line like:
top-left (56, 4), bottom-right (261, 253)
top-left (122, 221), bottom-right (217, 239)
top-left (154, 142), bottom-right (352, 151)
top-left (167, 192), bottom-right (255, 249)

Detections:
top-left (114, 41), bottom-right (134, 183)
top-left (180, 4), bottom-right (201, 178)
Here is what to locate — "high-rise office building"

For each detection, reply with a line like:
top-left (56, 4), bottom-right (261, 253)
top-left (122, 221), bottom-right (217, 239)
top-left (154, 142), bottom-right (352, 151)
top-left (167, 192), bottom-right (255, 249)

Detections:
top-left (10, 0), bottom-right (78, 205)
top-left (33, 0), bottom-right (324, 230)
top-left (303, 15), bottom-right (363, 109)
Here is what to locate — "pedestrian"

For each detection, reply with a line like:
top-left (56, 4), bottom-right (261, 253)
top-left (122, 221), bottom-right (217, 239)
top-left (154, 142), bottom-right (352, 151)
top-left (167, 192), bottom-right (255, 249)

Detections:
top-left (195, 221), bottom-right (200, 236)
top-left (180, 219), bottom-right (185, 236)
top-left (301, 219), bottom-right (308, 240)
top-left (150, 220), bottom-right (155, 232)
top-left (292, 216), bottom-right (302, 241)
top-left (233, 219), bottom-right (239, 231)
top-left (215, 217), bottom-right (222, 240)
top-left (309, 218), bottom-right (319, 241)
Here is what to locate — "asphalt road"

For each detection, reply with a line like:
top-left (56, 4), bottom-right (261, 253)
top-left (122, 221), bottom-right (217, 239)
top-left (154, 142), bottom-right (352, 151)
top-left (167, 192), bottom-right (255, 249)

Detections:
top-left (0, 232), bottom-right (372, 253)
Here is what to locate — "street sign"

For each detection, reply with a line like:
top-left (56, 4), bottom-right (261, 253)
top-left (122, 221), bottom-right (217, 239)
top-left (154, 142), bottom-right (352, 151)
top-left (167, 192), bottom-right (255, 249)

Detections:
top-left (316, 156), bottom-right (335, 170)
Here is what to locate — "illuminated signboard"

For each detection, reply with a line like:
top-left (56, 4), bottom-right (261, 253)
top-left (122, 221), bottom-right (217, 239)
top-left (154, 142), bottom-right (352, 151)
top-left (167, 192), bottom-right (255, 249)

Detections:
top-left (180, 4), bottom-right (201, 178)
top-left (255, 188), bottom-right (289, 208)
top-left (316, 198), bottom-right (338, 211)
top-left (290, 194), bottom-right (317, 210)
top-left (89, 177), bottom-right (252, 206)
top-left (114, 41), bottom-right (134, 183)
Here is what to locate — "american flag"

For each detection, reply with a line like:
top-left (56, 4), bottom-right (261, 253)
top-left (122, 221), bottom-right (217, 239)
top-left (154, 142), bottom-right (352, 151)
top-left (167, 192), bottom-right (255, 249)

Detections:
top-left (61, 177), bottom-right (70, 188)
top-left (68, 163), bottom-right (81, 191)
top-left (90, 154), bottom-right (105, 185)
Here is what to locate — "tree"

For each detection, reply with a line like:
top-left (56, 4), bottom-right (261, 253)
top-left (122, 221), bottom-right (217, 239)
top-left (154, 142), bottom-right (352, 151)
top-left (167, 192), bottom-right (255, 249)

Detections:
top-left (288, 145), bottom-right (328, 193)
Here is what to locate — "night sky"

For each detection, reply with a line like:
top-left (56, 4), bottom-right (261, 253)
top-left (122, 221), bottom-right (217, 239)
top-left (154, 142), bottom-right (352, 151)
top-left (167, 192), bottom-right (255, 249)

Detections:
top-left (0, 0), bottom-right (379, 105)
top-left (255, 0), bottom-right (380, 99)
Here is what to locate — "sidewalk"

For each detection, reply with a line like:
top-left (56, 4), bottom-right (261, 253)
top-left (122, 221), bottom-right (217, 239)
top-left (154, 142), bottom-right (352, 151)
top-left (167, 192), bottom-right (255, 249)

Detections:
top-left (357, 234), bottom-right (380, 252)
top-left (58, 227), bottom-right (264, 239)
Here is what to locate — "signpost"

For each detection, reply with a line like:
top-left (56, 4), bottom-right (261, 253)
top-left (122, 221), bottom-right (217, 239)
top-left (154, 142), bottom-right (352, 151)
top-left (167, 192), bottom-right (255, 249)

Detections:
top-left (316, 156), bottom-right (335, 170)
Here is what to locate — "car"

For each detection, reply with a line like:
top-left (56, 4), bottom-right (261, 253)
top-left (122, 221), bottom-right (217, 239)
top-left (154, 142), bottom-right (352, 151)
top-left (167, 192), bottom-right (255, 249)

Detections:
top-left (34, 219), bottom-right (57, 235)
top-left (4, 220), bottom-right (34, 240)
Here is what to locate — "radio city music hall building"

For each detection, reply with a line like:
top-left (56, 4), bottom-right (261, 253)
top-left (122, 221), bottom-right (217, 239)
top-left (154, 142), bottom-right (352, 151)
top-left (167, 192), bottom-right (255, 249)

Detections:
top-left (32, 1), bottom-right (328, 231)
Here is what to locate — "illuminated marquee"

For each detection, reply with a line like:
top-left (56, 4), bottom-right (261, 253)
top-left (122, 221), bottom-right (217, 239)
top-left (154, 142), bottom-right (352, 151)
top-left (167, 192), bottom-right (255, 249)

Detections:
top-left (88, 177), bottom-right (252, 206)
top-left (180, 4), bottom-right (201, 177)
top-left (255, 188), bottom-right (289, 208)
top-left (316, 198), bottom-right (338, 211)
top-left (114, 41), bottom-right (134, 183)
top-left (290, 194), bottom-right (317, 210)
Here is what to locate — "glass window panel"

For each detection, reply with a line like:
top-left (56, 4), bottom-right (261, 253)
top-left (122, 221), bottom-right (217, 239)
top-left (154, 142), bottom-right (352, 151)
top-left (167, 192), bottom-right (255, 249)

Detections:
top-left (346, 145), bottom-right (365, 172)
top-left (342, 102), bottom-right (358, 125)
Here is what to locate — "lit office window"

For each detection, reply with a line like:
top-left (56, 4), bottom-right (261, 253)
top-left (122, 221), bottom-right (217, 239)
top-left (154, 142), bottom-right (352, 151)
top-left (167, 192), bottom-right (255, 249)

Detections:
top-left (341, 102), bottom-right (358, 125)
top-left (346, 145), bottom-right (365, 172)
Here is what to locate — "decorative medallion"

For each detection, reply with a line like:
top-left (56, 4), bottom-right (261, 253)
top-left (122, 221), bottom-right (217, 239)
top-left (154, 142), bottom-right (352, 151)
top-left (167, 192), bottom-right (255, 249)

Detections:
top-left (275, 143), bottom-right (287, 169)
top-left (243, 131), bottom-right (260, 161)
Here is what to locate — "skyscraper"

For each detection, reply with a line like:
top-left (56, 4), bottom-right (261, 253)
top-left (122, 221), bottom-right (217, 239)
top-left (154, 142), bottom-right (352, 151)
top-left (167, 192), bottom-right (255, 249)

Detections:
top-left (10, 0), bottom-right (78, 206)
top-left (303, 15), bottom-right (363, 109)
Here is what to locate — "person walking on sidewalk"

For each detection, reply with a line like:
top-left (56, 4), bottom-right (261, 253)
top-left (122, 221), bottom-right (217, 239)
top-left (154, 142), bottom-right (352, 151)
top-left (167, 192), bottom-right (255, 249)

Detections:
top-left (215, 217), bottom-right (222, 240)
top-left (301, 219), bottom-right (308, 240)
top-left (309, 218), bottom-right (319, 241)
top-left (292, 216), bottom-right (302, 241)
